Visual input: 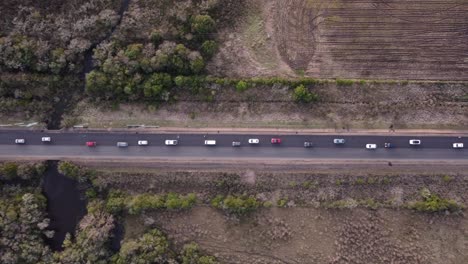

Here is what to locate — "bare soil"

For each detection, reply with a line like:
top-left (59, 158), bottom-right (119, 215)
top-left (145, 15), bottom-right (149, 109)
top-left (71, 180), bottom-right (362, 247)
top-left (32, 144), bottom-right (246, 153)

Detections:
top-left (209, 0), bottom-right (468, 81)
top-left (88, 163), bottom-right (468, 264)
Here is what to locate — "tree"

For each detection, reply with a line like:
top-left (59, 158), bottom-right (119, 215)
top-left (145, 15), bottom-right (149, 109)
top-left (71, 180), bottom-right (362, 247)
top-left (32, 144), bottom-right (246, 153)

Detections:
top-left (191, 15), bottom-right (216, 35)
top-left (54, 201), bottom-right (115, 264)
top-left (190, 56), bottom-right (205, 74)
top-left (201, 40), bottom-right (218, 58)
top-left (1, 162), bottom-right (18, 180)
top-left (86, 70), bottom-right (110, 97)
top-left (124, 44), bottom-right (144, 60)
top-left (142, 73), bottom-right (172, 99)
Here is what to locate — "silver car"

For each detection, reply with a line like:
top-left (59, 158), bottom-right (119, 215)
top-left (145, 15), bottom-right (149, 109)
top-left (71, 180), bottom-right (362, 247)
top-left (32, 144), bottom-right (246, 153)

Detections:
top-left (117, 142), bottom-right (128, 147)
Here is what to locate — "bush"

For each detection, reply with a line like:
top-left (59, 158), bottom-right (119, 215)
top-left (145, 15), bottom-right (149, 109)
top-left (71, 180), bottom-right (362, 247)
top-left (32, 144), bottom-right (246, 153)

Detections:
top-left (235, 80), bottom-right (248, 92)
top-left (211, 195), bottom-right (260, 215)
top-left (409, 188), bottom-right (463, 213)
top-left (336, 79), bottom-right (354, 86)
top-left (293, 84), bottom-right (318, 103)
top-left (58, 161), bottom-right (89, 182)
top-left (180, 242), bottom-right (218, 264)
top-left (106, 190), bottom-right (128, 214)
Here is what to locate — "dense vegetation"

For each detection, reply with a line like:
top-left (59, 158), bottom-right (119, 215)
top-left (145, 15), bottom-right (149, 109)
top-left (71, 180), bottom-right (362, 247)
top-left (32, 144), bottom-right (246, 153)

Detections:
top-left (85, 3), bottom-right (220, 102)
top-left (0, 0), bottom-right (122, 122)
top-left (1, 161), bottom-right (217, 264)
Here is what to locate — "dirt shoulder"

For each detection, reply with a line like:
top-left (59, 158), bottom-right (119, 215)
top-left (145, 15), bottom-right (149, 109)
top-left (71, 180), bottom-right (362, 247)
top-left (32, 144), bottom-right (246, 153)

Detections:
top-left (86, 163), bottom-right (468, 264)
top-left (64, 81), bottom-right (468, 131)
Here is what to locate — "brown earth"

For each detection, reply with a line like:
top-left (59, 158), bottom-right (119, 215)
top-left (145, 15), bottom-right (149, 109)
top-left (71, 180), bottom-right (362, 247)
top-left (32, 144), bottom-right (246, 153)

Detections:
top-left (87, 163), bottom-right (468, 264)
top-left (208, 0), bottom-right (468, 80)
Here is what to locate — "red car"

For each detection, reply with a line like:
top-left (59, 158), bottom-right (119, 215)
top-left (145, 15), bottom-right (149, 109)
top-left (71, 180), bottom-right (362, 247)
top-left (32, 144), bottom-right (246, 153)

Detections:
top-left (86, 141), bottom-right (96, 147)
top-left (271, 138), bottom-right (281, 144)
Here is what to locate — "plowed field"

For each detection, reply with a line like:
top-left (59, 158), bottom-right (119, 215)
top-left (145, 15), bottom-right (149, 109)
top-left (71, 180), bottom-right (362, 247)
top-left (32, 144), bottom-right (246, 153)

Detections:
top-left (210, 0), bottom-right (468, 80)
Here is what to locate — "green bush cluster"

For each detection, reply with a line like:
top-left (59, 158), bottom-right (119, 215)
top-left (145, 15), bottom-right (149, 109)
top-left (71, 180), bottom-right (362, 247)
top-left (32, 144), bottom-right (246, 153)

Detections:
top-left (293, 84), bottom-right (319, 103)
top-left (106, 190), bottom-right (197, 214)
top-left (211, 194), bottom-right (261, 215)
top-left (336, 79), bottom-right (355, 86)
top-left (409, 188), bottom-right (463, 213)
top-left (112, 229), bottom-right (218, 264)
top-left (57, 161), bottom-right (91, 183)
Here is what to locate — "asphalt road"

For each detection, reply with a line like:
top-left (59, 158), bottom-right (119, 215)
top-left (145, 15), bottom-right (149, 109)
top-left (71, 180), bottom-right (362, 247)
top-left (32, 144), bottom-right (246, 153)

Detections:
top-left (0, 130), bottom-right (466, 161)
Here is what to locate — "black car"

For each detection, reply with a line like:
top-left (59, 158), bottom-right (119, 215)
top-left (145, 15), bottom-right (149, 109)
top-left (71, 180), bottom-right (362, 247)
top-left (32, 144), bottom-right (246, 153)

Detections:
top-left (304, 142), bottom-right (313, 148)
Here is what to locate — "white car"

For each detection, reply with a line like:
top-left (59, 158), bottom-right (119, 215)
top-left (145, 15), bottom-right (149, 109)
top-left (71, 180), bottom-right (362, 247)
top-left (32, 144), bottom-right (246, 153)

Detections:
top-left (204, 140), bottom-right (216, 146)
top-left (453, 143), bottom-right (464, 149)
top-left (409, 139), bottom-right (421, 145)
top-left (248, 138), bottom-right (260, 144)
top-left (15, 139), bottom-right (25, 144)
top-left (366, 144), bottom-right (377, 150)
top-left (42, 137), bottom-right (51, 142)
top-left (333, 138), bottom-right (345, 144)
top-left (138, 140), bottom-right (149, 146)
top-left (165, 140), bottom-right (178, 146)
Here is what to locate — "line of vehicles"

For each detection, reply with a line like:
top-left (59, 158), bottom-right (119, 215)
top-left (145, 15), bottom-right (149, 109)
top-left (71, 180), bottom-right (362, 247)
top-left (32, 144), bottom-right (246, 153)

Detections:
top-left (11, 137), bottom-right (465, 149)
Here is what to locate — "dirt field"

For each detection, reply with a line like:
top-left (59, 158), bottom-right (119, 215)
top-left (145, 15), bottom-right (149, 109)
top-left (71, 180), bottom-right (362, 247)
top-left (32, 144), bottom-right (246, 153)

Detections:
top-left (87, 163), bottom-right (468, 263)
top-left (66, 82), bottom-right (468, 129)
top-left (208, 0), bottom-right (468, 80)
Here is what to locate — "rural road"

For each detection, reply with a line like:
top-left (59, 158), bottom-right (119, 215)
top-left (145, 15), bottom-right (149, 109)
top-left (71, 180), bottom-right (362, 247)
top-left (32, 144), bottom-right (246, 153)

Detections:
top-left (0, 130), bottom-right (466, 161)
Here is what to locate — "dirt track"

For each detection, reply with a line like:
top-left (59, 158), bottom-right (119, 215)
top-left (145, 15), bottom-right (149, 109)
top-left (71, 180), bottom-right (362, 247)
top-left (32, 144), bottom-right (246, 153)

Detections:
top-left (210, 0), bottom-right (468, 80)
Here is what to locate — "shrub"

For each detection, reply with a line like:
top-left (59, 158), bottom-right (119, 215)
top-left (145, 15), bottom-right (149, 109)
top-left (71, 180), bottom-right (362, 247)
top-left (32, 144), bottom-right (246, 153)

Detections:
top-left (277, 198), bottom-right (288, 208)
top-left (409, 188), bottom-right (463, 213)
top-left (336, 79), bottom-right (354, 86)
top-left (180, 242), bottom-right (218, 264)
top-left (354, 178), bottom-right (365, 185)
top-left (293, 84), bottom-right (318, 103)
top-left (211, 195), bottom-right (260, 214)
top-left (235, 80), bottom-right (248, 92)
top-left (441, 175), bottom-right (453, 182)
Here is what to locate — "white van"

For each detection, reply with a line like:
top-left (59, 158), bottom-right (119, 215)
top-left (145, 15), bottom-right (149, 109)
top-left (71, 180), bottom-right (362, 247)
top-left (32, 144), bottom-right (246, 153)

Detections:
top-left (204, 140), bottom-right (216, 146)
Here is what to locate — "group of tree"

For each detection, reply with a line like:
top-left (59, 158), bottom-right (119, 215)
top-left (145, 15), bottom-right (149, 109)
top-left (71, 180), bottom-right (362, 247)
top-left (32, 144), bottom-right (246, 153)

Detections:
top-left (0, 0), bottom-right (120, 74)
top-left (86, 9), bottom-right (219, 102)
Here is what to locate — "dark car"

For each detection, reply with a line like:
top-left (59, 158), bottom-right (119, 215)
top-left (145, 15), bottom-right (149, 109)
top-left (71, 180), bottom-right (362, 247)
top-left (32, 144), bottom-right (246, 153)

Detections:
top-left (384, 143), bottom-right (393, 148)
top-left (232, 141), bottom-right (241, 147)
top-left (304, 142), bottom-right (313, 148)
